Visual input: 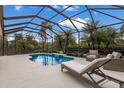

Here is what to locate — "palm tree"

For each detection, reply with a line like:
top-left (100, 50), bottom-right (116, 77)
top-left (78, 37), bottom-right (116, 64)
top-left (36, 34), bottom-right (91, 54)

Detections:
top-left (39, 21), bottom-right (52, 51)
top-left (54, 29), bottom-right (76, 53)
top-left (39, 21), bottom-right (47, 51)
top-left (15, 34), bottom-right (23, 54)
top-left (14, 34), bottom-right (38, 54)
top-left (82, 20), bottom-right (118, 49)
top-left (83, 21), bottom-right (101, 49)
top-left (54, 34), bottom-right (63, 51)
top-left (24, 35), bottom-right (34, 51)
top-left (93, 27), bottom-right (118, 49)
top-left (120, 24), bottom-right (124, 40)
top-left (102, 27), bottom-right (118, 49)
top-left (92, 27), bottom-right (109, 49)
top-left (64, 30), bottom-right (76, 53)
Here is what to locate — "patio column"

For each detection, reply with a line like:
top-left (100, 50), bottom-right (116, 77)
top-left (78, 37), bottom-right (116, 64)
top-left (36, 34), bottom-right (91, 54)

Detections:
top-left (15, 34), bottom-right (17, 54)
top-left (52, 38), bottom-right (53, 53)
top-left (46, 38), bottom-right (48, 52)
top-left (78, 32), bottom-right (80, 56)
top-left (6, 37), bottom-right (8, 55)
top-left (0, 6), bottom-right (4, 56)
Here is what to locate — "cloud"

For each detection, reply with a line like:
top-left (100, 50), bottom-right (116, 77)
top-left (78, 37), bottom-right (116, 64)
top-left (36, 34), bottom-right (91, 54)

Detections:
top-left (47, 5), bottom-right (60, 11)
top-left (93, 12), bottom-right (97, 15)
top-left (7, 37), bottom-right (15, 41)
top-left (62, 5), bottom-right (79, 11)
top-left (59, 18), bottom-right (87, 30)
top-left (49, 5), bottom-right (79, 12)
top-left (35, 38), bottom-right (40, 42)
top-left (15, 6), bottom-right (22, 11)
top-left (52, 5), bottom-right (59, 9)
top-left (85, 18), bottom-right (90, 21)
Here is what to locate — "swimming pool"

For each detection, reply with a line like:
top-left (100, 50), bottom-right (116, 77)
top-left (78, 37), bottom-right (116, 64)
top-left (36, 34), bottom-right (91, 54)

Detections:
top-left (30, 54), bottom-right (74, 66)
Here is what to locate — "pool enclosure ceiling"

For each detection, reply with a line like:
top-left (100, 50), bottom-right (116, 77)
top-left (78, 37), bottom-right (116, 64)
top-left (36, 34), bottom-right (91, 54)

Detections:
top-left (2, 5), bottom-right (124, 40)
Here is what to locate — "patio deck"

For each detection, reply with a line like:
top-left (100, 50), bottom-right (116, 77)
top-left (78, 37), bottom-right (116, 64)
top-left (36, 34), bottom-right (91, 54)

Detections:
top-left (0, 54), bottom-right (123, 88)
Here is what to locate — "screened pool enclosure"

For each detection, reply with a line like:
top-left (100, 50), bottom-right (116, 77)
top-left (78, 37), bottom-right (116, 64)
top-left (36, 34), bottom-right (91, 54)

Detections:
top-left (0, 5), bottom-right (124, 56)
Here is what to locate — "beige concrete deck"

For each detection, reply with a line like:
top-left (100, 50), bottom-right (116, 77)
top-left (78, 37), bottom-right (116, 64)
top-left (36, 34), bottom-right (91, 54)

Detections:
top-left (0, 54), bottom-right (124, 88)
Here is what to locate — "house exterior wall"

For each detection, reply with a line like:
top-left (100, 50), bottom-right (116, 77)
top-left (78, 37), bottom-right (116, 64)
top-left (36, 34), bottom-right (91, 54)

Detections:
top-left (0, 6), bottom-right (3, 36)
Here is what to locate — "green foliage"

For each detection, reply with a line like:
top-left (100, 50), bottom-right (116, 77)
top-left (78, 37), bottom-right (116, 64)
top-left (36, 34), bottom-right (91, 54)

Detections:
top-left (54, 29), bottom-right (77, 53)
top-left (3, 20), bottom-right (124, 56)
top-left (81, 21), bottom-right (101, 49)
top-left (39, 21), bottom-right (53, 51)
top-left (59, 51), bottom-right (63, 54)
top-left (15, 34), bottom-right (38, 54)
top-left (81, 21), bottom-right (120, 49)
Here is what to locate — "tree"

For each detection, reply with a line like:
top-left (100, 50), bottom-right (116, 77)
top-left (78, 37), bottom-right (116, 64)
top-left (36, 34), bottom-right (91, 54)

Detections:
top-left (83, 21), bottom-right (101, 49)
top-left (101, 27), bottom-right (118, 48)
top-left (15, 34), bottom-right (23, 54)
top-left (24, 35), bottom-right (37, 51)
top-left (39, 21), bottom-right (47, 51)
top-left (64, 30), bottom-right (76, 53)
top-left (81, 21), bottom-right (119, 49)
top-left (39, 21), bottom-right (52, 51)
top-left (120, 24), bottom-right (124, 40)
top-left (14, 34), bottom-right (38, 54)
top-left (54, 35), bottom-right (63, 51)
top-left (54, 29), bottom-right (76, 53)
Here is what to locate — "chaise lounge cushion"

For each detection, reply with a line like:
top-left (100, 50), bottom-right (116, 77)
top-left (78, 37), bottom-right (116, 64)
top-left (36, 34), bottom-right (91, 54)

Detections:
top-left (89, 50), bottom-right (98, 55)
top-left (84, 50), bottom-right (99, 61)
top-left (80, 57), bottom-right (110, 74)
top-left (106, 54), bottom-right (113, 59)
top-left (112, 52), bottom-right (122, 59)
top-left (62, 55), bottom-right (112, 74)
top-left (87, 55), bottom-right (97, 59)
top-left (62, 62), bottom-right (86, 74)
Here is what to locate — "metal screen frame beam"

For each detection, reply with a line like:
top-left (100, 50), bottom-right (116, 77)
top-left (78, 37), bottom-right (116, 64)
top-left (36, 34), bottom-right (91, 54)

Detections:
top-left (4, 22), bottom-right (30, 28)
top-left (4, 15), bottom-right (36, 20)
top-left (90, 8), bottom-right (124, 22)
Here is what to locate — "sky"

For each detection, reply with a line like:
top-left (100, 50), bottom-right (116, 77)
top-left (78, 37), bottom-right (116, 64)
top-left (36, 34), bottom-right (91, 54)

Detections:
top-left (3, 5), bottom-right (124, 41)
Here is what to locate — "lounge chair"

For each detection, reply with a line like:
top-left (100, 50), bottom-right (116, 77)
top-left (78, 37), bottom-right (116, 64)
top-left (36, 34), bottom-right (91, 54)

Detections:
top-left (61, 54), bottom-right (124, 87)
top-left (84, 50), bottom-right (99, 61)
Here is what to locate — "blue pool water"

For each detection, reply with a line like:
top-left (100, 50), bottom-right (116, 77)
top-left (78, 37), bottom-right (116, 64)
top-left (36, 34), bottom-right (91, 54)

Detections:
top-left (30, 54), bottom-right (74, 66)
